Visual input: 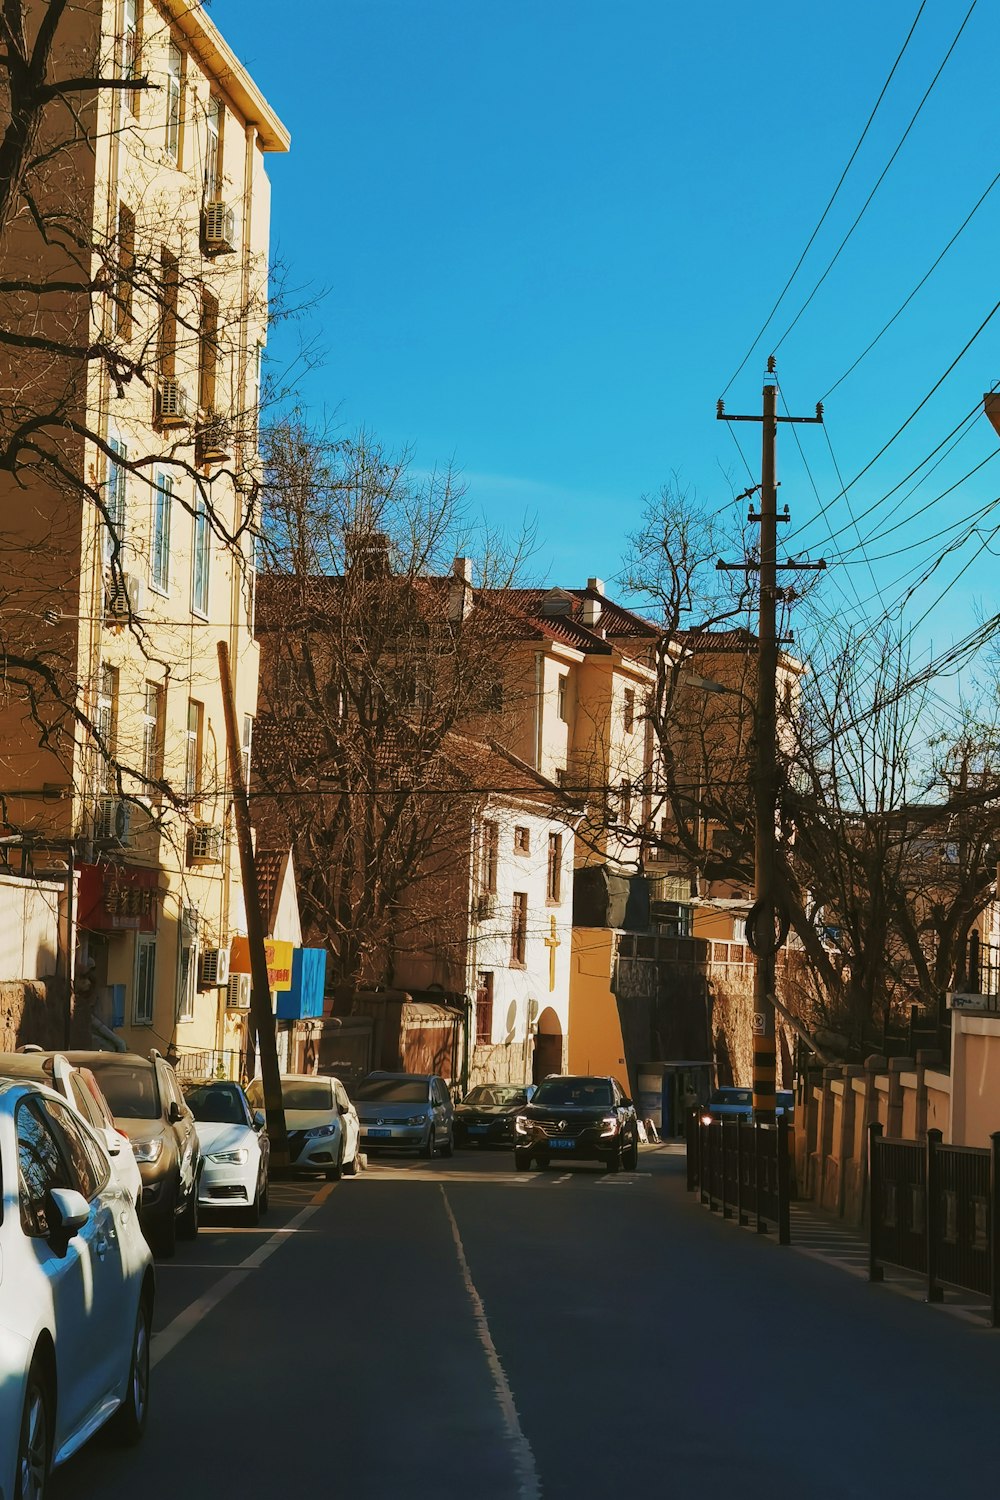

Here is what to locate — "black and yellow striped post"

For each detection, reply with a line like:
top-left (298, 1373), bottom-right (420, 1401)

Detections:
top-left (752, 1021), bottom-right (777, 1125)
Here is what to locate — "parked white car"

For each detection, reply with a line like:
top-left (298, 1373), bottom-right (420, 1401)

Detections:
top-left (0, 1076), bottom-right (154, 1500)
top-left (182, 1078), bottom-right (270, 1222)
top-left (0, 1050), bottom-right (143, 1207)
top-left (246, 1074), bottom-right (360, 1179)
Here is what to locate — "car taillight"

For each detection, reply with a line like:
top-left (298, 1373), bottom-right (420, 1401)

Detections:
top-left (116, 1128), bottom-right (130, 1140)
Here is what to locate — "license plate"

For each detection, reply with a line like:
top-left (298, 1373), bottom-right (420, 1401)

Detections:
top-left (468, 1125), bottom-right (488, 1134)
top-left (551, 1139), bottom-right (575, 1149)
top-left (367, 1129), bottom-right (391, 1138)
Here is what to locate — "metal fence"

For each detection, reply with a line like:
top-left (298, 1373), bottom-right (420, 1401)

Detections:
top-left (868, 1123), bottom-right (1000, 1326)
top-left (686, 1113), bottom-right (791, 1244)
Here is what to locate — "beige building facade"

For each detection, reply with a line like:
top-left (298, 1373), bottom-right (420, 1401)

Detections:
top-left (0, 2), bottom-right (288, 1071)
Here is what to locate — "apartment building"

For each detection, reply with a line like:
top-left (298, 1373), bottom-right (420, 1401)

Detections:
top-left (0, 2), bottom-right (288, 1067)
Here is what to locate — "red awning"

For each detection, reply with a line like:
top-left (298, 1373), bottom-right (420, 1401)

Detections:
top-left (77, 863), bottom-right (161, 934)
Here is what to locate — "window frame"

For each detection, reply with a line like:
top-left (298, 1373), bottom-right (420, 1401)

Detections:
top-left (475, 971), bottom-right (494, 1046)
top-left (151, 471), bottom-right (173, 593)
top-left (115, 204), bottom-right (135, 335)
top-left (133, 935), bottom-right (156, 1026)
top-left (176, 912), bottom-right (198, 1023)
top-left (557, 674), bottom-right (568, 723)
top-left (142, 682), bottom-right (164, 785)
top-left (190, 495), bottom-right (210, 617)
top-left (104, 438), bottom-right (127, 566)
top-left (513, 826), bottom-right (530, 856)
top-left (546, 831), bottom-right (563, 904)
top-left (479, 819), bottom-right (499, 896)
top-left (165, 39), bottom-right (183, 163)
top-left (510, 892), bottom-right (528, 968)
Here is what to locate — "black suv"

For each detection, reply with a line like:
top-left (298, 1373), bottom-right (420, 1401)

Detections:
top-left (514, 1074), bottom-right (639, 1172)
top-left (68, 1048), bottom-right (202, 1256)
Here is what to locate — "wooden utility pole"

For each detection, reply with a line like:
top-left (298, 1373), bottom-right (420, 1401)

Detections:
top-left (217, 641), bottom-right (289, 1168)
top-left (717, 359), bottom-right (824, 1123)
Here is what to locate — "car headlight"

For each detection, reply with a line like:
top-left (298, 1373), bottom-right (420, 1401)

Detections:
top-left (132, 1138), bottom-right (164, 1163)
top-left (600, 1116), bottom-right (619, 1137)
top-left (700, 1113), bottom-right (714, 1126)
top-left (407, 1114), bottom-right (429, 1126)
top-left (209, 1148), bottom-right (249, 1164)
top-left (305, 1123), bottom-right (339, 1138)
top-left (515, 1115), bottom-right (531, 1135)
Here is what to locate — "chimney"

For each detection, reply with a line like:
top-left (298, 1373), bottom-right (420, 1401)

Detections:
top-left (345, 530), bottom-right (391, 578)
top-left (587, 576), bottom-right (605, 596)
top-left (449, 555), bottom-right (473, 622)
top-left (581, 595), bottom-right (602, 629)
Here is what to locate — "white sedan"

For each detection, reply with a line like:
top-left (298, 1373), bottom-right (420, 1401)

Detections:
top-left (246, 1074), bottom-right (360, 1179)
top-left (182, 1079), bottom-right (270, 1222)
top-left (0, 1076), bottom-right (154, 1500)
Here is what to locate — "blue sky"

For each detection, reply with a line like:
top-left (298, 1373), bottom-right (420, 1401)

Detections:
top-left (214, 0), bottom-right (1000, 702)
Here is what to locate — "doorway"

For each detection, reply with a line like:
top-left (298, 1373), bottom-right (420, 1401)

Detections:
top-left (532, 1006), bottom-right (563, 1084)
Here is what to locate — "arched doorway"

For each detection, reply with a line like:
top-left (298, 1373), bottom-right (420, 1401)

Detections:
top-left (532, 1006), bottom-right (564, 1084)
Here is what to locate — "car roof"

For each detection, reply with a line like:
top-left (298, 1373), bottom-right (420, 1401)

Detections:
top-left (537, 1074), bottom-right (613, 1084)
top-left (61, 1050), bottom-right (155, 1068)
top-left (0, 1075), bottom-right (72, 1107)
top-left (366, 1071), bottom-right (434, 1082)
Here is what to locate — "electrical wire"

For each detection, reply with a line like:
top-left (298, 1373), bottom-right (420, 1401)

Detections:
top-left (719, 0), bottom-right (928, 398)
top-left (772, 0), bottom-right (980, 356)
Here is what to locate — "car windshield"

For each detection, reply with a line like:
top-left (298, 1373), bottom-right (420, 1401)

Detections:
top-left (352, 1078), bottom-right (429, 1103)
top-left (86, 1060), bottom-right (160, 1119)
top-left (464, 1085), bottom-right (527, 1107)
top-left (184, 1083), bottom-right (247, 1125)
top-left (711, 1089), bottom-right (752, 1105)
top-left (533, 1079), bottom-right (612, 1108)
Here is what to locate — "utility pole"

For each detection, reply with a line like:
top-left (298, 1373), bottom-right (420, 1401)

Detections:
top-left (717, 359), bottom-right (824, 1123)
top-left (217, 640), bottom-right (289, 1169)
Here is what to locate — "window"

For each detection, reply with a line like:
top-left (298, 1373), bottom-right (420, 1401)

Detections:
top-left (115, 204), bottom-right (134, 335)
top-left (134, 936), bottom-right (156, 1025)
top-left (17, 1100), bottom-right (74, 1236)
top-left (43, 1099), bottom-right (104, 1199)
top-left (152, 472), bottom-right (172, 591)
top-left (623, 688), bottom-right (635, 733)
top-left (158, 248), bottom-right (178, 374)
top-left (142, 683), bottom-right (163, 783)
top-left (511, 892), bottom-right (528, 966)
top-left (547, 832), bottom-right (562, 903)
top-left (191, 496), bottom-right (210, 616)
top-left (241, 713), bottom-right (253, 788)
top-left (198, 290), bottom-right (218, 412)
top-left (95, 664), bottom-right (117, 794)
top-left (557, 674), bottom-right (568, 722)
top-left (122, 0), bottom-right (141, 114)
top-left (177, 912), bottom-right (197, 1022)
top-left (104, 438), bottom-right (127, 564)
top-left (204, 94), bottom-right (222, 197)
top-left (185, 700), bottom-right (203, 802)
top-left (479, 819), bottom-right (498, 896)
top-left (475, 972), bottom-right (494, 1046)
top-left (514, 826), bottom-right (530, 855)
top-left (554, 768), bottom-right (566, 788)
top-left (165, 40), bottom-right (183, 161)
top-left (620, 781), bottom-right (633, 824)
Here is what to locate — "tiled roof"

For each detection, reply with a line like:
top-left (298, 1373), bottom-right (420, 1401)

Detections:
top-left (254, 849), bottom-right (286, 931)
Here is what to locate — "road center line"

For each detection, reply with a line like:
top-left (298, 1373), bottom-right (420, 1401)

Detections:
top-left (151, 1183), bottom-right (337, 1369)
top-left (439, 1187), bottom-right (540, 1500)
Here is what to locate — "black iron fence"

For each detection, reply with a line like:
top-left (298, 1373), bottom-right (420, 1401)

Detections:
top-left (868, 1123), bottom-right (1000, 1326)
top-left (685, 1113), bottom-right (791, 1244)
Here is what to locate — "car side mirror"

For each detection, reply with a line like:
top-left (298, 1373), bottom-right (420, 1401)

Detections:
top-left (167, 1100), bottom-right (183, 1124)
top-left (338, 1103), bottom-right (350, 1116)
top-left (253, 1110), bottom-right (266, 1130)
top-left (47, 1187), bottom-right (90, 1251)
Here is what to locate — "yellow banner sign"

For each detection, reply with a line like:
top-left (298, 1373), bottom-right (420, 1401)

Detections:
top-left (229, 937), bottom-right (294, 992)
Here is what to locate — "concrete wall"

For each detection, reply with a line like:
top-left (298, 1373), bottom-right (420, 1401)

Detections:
top-left (950, 1012), bottom-right (1000, 1147)
top-left (567, 928), bottom-right (627, 1078)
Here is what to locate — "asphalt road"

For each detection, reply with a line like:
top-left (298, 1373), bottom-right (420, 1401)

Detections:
top-left (55, 1144), bottom-right (1000, 1500)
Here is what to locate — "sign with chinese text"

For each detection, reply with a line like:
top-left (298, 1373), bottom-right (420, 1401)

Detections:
top-left (229, 936), bottom-right (294, 992)
top-left (77, 863), bottom-right (160, 933)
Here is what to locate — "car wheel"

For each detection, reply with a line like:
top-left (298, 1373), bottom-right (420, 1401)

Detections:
top-left (420, 1128), bottom-right (435, 1160)
top-left (441, 1128), bottom-right (454, 1159)
top-left (605, 1144), bottom-right (621, 1173)
top-left (260, 1173), bottom-right (270, 1214)
top-left (178, 1177), bottom-right (199, 1240)
top-left (16, 1358), bottom-right (51, 1500)
top-left (245, 1181), bottom-right (262, 1225)
top-left (343, 1147), bottom-right (360, 1177)
top-left (536, 1154), bottom-right (550, 1171)
top-left (514, 1150), bottom-right (532, 1172)
top-left (325, 1139), bottom-right (345, 1181)
top-left (110, 1296), bottom-right (151, 1446)
top-left (623, 1135), bottom-right (639, 1171)
top-left (149, 1200), bottom-right (176, 1259)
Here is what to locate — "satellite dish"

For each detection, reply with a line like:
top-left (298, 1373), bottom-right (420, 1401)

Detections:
top-left (504, 999), bottom-right (517, 1043)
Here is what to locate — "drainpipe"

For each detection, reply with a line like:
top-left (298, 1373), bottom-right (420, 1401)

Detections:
top-left (534, 651), bottom-right (544, 771)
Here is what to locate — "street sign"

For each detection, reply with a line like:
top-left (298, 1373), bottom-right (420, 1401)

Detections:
top-left (947, 992), bottom-right (1000, 1013)
top-left (752, 1011), bottom-right (766, 1035)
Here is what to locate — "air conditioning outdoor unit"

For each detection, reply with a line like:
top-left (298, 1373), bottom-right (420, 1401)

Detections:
top-left (157, 377), bottom-right (189, 428)
top-left (187, 824), bottom-right (224, 865)
top-left (104, 571), bottom-right (143, 621)
top-left (201, 202), bottom-right (237, 254)
top-left (198, 946), bottom-right (230, 989)
top-left (95, 796), bottom-right (131, 844)
top-left (226, 972), bottom-right (251, 1010)
top-left (195, 413), bottom-right (232, 465)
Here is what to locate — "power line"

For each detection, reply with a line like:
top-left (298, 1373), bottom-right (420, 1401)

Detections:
top-left (719, 0), bottom-right (927, 398)
top-left (772, 0), bottom-right (980, 356)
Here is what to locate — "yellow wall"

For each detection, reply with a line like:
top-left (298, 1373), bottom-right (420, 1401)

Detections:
top-left (567, 928), bottom-right (627, 1076)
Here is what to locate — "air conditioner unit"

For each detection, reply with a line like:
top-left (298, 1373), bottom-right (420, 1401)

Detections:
top-left (95, 796), bottom-right (131, 844)
top-left (157, 377), bottom-right (189, 428)
top-left (201, 201), bottom-right (237, 255)
top-left (187, 824), bottom-right (224, 864)
top-left (198, 946), bottom-right (230, 989)
top-left (226, 972), bottom-right (251, 1010)
top-left (472, 893), bottom-right (497, 921)
top-left (104, 571), bottom-right (143, 621)
top-left (195, 413), bottom-right (232, 465)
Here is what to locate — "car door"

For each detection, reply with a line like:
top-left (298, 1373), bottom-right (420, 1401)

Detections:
top-left (15, 1097), bottom-right (114, 1441)
top-left (432, 1080), bottom-right (450, 1143)
top-left (159, 1059), bottom-right (198, 1206)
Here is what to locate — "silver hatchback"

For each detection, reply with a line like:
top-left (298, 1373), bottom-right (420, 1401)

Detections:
top-left (352, 1072), bottom-right (454, 1157)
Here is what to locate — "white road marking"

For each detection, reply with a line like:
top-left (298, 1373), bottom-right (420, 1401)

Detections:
top-left (553, 1174), bottom-right (572, 1185)
top-left (151, 1183), bottom-right (336, 1369)
top-left (440, 1187), bottom-right (541, 1500)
